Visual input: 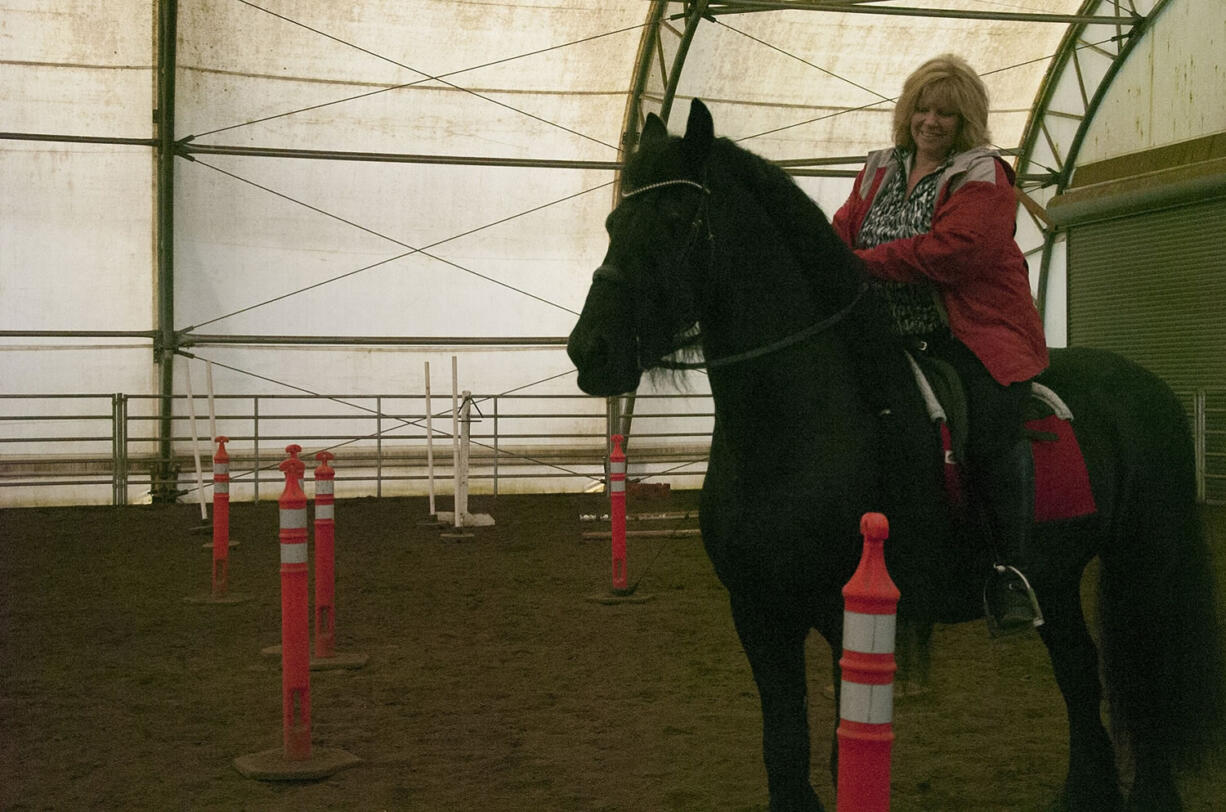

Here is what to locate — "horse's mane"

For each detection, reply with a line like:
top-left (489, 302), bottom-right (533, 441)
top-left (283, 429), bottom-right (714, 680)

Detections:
top-left (708, 137), bottom-right (867, 307)
top-left (705, 137), bottom-right (907, 412)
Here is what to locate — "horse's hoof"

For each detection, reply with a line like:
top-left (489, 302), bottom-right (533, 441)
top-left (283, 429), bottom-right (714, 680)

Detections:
top-left (1051, 783), bottom-right (1126, 812)
top-left (768, 785), bottom-right (824, 812)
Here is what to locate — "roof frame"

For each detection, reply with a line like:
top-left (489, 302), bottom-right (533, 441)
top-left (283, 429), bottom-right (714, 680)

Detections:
top-left (1014, 0), bottom-right (1174, 318)
top-left (700, 1), bottom-right (1141, 25)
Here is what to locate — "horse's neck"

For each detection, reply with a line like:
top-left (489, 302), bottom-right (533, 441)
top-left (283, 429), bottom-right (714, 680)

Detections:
top-left (704, 273), bottom-right (873, 444)
top-left (700, 152), bottom-right (889, 459)
top-left (706, 346), bottom-right (877, 505)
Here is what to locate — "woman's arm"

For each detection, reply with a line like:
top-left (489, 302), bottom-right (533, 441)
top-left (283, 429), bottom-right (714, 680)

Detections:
top-left (854, 158), bottom-right (1017, 286)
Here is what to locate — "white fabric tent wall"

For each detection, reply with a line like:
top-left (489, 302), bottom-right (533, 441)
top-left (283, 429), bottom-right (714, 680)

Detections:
top-left (1077, 1), bottom-right (1225, 163)
top-left (5, 0), bottom-right (1212, 506)
top-left (173, 1), bottom-right (643, 420)
top-left (1, 0), bottom-right (155, 369)
top-left (167, 3), bottom-right (647, 506)
top-left (1, 1), bottom-right (158, 474)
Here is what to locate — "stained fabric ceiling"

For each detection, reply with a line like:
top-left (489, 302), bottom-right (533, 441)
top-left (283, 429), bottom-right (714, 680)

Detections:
top-left (2, 0), bottom-right (1196, 506)
top-left (0, 0), bottom-right (1145, 404)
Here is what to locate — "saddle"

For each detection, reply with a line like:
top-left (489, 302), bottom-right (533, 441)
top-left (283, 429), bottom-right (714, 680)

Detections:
top-left (906, 352), bottom-right (1097, 523)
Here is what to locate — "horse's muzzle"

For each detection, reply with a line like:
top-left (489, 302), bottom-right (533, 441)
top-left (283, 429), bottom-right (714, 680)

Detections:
top-left (568, 265), bottom-right (642, 396)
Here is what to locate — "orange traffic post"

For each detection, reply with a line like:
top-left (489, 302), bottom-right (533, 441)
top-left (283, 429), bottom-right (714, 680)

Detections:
top-left (313, 451), bottom-right (336, 659)
top-left (184, 436), bottom-right (251, 606)
top-left (609, 434), bottom-right (629, 595)
top-left (836, 512), bottom-right (899, 812)
top-left (309, 452), bottom-right (369, 670)
top-left (212, 436), bottom-right (231, 596)
top-left (233, 445), bottom-right (360, 781)
top-left (583, 434), bottom-right (653, 605)
top-left (278, 445), bottom-right (312, 761)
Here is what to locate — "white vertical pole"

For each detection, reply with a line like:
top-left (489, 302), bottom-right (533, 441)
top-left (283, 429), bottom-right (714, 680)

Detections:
top-left (183, 358), bottom-right (208, 520)
top-left (425, 361), bottom-right (435, 516)
top-left (451, 356), bottom-right (460, 528)
top-left (457, 391), bottom-right (471, 522)
top-left (205, 360), bottom-right (217, 444)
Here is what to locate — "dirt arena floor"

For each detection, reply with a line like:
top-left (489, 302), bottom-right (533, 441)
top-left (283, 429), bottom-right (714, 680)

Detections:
top-left (2, 490), bottom-right (1223, 810)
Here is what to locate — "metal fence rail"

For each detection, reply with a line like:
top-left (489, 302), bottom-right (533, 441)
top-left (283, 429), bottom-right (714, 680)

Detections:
top-left (0, 392), bottom-right (715, 507)
top-left (2, 387), bottom-right (1222, 507)
top-left (1190, 388), bottom-right (1226, 505)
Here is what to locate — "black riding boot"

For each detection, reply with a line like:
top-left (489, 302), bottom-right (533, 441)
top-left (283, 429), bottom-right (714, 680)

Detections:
top-left (981, 439), bottom-right (1044, 636)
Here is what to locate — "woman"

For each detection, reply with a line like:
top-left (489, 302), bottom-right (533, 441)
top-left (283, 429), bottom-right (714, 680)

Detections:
top-left (832, 54), bottom-right (1049, 635)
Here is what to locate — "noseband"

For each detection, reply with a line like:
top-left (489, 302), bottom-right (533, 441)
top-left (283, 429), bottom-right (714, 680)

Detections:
top-left (597, 176), bottom-right (866, 372)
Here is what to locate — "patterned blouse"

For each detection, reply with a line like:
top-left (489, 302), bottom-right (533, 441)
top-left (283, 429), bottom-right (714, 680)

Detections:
top-left (856, 148), bottom-right (951, 337)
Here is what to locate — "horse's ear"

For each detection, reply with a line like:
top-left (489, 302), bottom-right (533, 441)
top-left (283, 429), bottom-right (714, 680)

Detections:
top-left (640, 113), bottom-right (668, 149)
top-left (684, 99), bottom-right (714, 159)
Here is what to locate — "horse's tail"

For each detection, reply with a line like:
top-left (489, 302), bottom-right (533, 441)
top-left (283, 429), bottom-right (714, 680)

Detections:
top-left (1097, 370), bottom-right (1225, 774)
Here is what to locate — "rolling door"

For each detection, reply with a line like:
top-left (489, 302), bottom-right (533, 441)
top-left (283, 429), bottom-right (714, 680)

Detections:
top-left (1067, 197), bottom-right (1226, 502)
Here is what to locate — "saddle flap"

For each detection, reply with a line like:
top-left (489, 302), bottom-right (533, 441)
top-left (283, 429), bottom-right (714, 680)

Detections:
top-left (905, 351), bottom-right (968, 463)
top-left (904, 354), bottom-right (1095, 523)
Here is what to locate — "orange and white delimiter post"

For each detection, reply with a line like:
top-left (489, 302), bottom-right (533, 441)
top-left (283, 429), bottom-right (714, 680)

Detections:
top-left (278, 445), bottom-right (312, 761)
top-left (312, 451), bottom-right (336, 660)
top-left (608, 434), bottom-right (628, 595)
top-left (836, 512), bottom-right (899, 812)
top-left (211, 435), bottom-right (232, 596)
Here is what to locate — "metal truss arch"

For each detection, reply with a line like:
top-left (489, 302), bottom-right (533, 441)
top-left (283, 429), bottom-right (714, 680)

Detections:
top-left (1013, 0), bottom-right (1175, 321)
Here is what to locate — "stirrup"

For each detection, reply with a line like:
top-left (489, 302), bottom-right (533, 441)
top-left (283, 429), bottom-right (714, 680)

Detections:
top-left (984, 564), bottom-right (1045, 637)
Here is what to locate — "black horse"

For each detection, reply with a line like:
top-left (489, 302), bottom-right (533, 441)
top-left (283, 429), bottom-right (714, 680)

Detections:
top-left (567, 100), bottom-right (1223, 811)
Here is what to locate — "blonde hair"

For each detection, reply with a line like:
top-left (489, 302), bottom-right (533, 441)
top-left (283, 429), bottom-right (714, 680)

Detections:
top-left (892, 54), bottom-right (990, 154)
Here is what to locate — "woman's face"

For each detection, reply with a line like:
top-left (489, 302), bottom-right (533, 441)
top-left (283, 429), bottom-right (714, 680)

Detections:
top-left (910, 88), bottom-right (960, 160)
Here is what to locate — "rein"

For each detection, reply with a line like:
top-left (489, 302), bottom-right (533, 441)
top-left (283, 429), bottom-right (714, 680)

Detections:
top-left (704, 283), bottom-right (867, 369)
top-left (615, 176), bottom-right (867, 372)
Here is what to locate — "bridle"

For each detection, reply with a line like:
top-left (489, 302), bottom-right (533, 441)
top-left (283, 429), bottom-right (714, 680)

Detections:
top-left (597, 176), bottom-right (867, 371)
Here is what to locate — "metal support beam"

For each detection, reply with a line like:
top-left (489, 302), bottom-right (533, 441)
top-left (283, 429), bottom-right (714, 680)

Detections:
top-left (660, 0), bottom-right (711, 124)
top-left (178, 334), bottom-right (569, 347)
top-left (153, 0), bottom-right (180, 503)
top-left (702, 1), bottom-right (1141, 25)
top-left (617, 1), bottom-right (670, 162)
top-left (0, 330), bottom-right (157, 339)
top-left (0, 133), bottom-right (156, 147)
top-left (1012, 0), bottom-right (1172, 324)
top-left (179, 142), bottom-right (622, 171)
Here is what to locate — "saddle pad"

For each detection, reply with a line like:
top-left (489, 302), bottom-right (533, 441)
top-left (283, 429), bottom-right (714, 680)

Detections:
top-left (1027, 414), bottom-right (1096, 522)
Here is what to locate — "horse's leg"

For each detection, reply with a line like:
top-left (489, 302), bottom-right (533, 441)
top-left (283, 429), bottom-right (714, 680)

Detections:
top-left (1125, 744), bottom-right (1179, 812)
top-left (895, 617), bottom-right (933, 694)
top-left (826, 645), bottom-right (841, 790)
top-left (1036, 580), bottom-right (1125, 811)
top-left (731, 593), bottom-right (824, 812)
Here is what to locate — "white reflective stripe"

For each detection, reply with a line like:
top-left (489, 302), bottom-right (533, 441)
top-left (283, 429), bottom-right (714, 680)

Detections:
top-left (842, 610), bottom-right (896, 655)
top-left (610, 480), bottom-right (625, 492)
top-left (279, 508), bottom-right (307, 529)
top-left (840, 680), bottom-right (894, 724)
top-left (610, 461), bottom-right (626, 473)
top-left (214, 481), bottom-right (229, 494)
top-left (213, 462), bottom-right (229, 474)
top-left (280, 542), bottom-right (308, 564)
top-left (315, 504), bottom-right (334, 520)
top-left (315, 480), bottom-right (334, 495)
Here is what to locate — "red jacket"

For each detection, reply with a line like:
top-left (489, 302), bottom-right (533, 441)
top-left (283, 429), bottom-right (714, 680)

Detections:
top-left (832, 147), bottom-right (1048, 385)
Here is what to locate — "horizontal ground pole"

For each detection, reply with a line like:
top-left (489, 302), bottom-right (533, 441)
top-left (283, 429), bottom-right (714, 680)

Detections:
top-left (581, 528), bottom-right (701, 540)
top-left (579, 511), bottom-right (700, 522)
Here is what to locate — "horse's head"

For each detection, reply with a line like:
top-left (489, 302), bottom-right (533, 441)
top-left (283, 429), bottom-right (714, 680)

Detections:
top-left (567, 100), bottom-right (716, 396)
